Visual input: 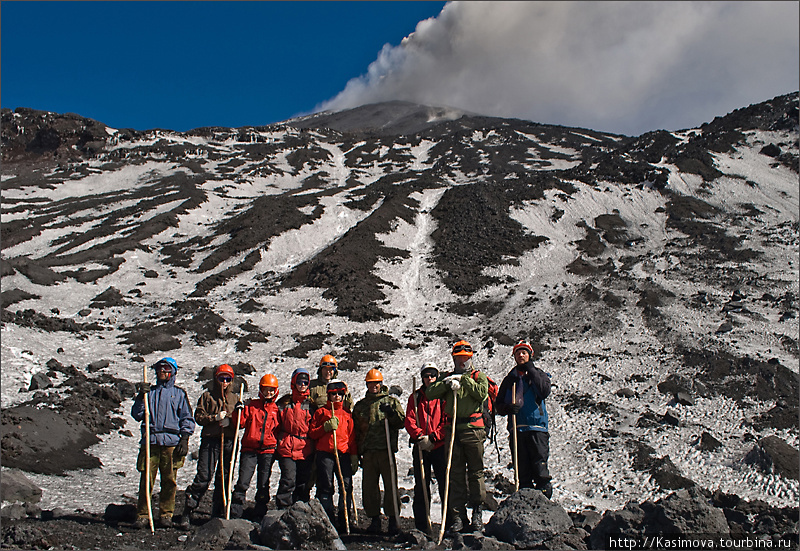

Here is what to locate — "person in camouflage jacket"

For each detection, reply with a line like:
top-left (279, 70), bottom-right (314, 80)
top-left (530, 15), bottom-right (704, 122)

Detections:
top-left (351, 368), bottom-right (405, 535)
top-left (425, 340), bottom-right (489, 533)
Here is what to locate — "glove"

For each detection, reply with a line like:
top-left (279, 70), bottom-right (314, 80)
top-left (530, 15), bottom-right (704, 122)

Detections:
top-left (379, 402), bottom-right (395, 417)
top-left (234, 401), bottom-right (245, 412)
top-left (174, 434), bottom-right (189, 458)
top-left (323, 416), bottom-right (339, 432)
top-left (215, 411), bottom-right (228, 421)
top-left (135, 382), bottom-right (150, 395)
top-left (418, 435), bottom-right (434, 452)
top-left (445, 374), bottom-right (461, 391)
top-left (509, 403), bottom-right (522, 415)
top-left (350, 455), bottom-right (359, 474)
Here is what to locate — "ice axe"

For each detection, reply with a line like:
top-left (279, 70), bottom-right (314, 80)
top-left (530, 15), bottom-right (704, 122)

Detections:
top-left (330, 402), bottom-right (350, 535)
top-left (412, 376), bottom-right (432, 534)
top-left (384, 410), bottom-right (401, 523)
top-left (511, 382), bottom-right (519, 492)
top-left (226, 383), bottom-right (244, 519)
top-left (437, 389), bottom-right (458, 545)
top-left (142, 364), bottom-right (154, 533)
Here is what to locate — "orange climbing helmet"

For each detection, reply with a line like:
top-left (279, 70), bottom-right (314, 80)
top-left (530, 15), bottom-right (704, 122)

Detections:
top-left (215, 364), bottom-right (235, 380)
top-left (259, 373), bottom-right (279, 389)
top-left (451, 340), bottom-right (473, 357)
top-left (365, 368), bottom-right (383, 383)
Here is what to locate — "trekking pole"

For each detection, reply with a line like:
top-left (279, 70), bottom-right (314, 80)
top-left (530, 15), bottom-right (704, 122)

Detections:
top-left (412, 377), bottom-right (432, 533)
top-left (437, 390), bottom-right (458, 545)
top-left (226, 384), bottom-right (244, 519)
top-left (142, 365), bottom-right (154, 533)
top-left (511, 382), bottom-right (519, 492)
top-left (330, 403), bottom-right (350, 535)
top-left (384, 414), bottom-right (401, 522)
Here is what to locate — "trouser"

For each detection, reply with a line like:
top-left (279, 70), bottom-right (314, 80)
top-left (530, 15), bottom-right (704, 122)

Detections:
top-left (230, 451), bottom-right (275, 518)
top-left (411, 444), bottom-right (446, 529)
top-left (184, 435), bottom-right (234, 518)
top-left (513, 430), bottom-right (551, 491)
top-left (136, 444), bottom-right (185, 519)
top-left (275, 456), bottom-right (313, 508)
top-left (446, 426), bottom-right (485, 522)
top-left (361, 449), bottom-right (400, 519)
top-left (315, 451), bottom-right (354, 524)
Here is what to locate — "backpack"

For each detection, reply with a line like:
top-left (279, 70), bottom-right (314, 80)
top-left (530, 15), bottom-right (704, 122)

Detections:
top-left (472, 370), bottom-right (500, 451)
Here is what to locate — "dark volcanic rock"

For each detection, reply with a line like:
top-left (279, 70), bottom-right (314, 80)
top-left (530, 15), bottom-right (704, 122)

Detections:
top-left (744, 436), bottom-right (800, 480)
top-left (259, 499), bottom-right (344, 550)
top-left (485, 488), bottom-right (573, 548)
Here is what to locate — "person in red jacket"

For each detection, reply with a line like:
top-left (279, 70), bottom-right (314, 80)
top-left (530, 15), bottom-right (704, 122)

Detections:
top-left (229, 373), bottom-right (280, 519)
top-left (309, 379), bottom-right (358, 530)
top-left (404, 362), bottom-right (449, 534)
top-left (274, 368), bottom-right (315, 509)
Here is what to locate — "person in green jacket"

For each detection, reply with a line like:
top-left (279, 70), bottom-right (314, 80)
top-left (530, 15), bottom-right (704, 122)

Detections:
top-left (425, 340), bottom-right (489, 534)
top-left (351, 368), bottom-right (405, 535)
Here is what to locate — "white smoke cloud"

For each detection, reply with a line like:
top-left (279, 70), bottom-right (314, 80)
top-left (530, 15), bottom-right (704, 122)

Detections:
top-left (317, 1), bottom-right (799, 135)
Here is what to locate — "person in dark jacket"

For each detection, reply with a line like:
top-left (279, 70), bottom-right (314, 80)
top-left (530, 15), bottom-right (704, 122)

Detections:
top-left (131, 357), bottom-right (195, 529)
top-left (178, 363), bottom-right (238, 527)
top-left (495, 341), bottom-right (552, 498)
top-left (352, 368), bottom-right (405, 535)
top-left (404, 362), bottom-right (448, 534)
top-left (274, 368), bottom-right (315, 508)
top-left (230, 373), bottom-right (281, 519)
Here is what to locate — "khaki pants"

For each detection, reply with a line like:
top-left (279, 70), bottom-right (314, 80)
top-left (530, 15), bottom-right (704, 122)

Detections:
top-left (447, 426), bottom-right (485, 520)
top-left (361, 449), bottom-right (399, 519)
top-left (137, 444), bottom-right (185, 519)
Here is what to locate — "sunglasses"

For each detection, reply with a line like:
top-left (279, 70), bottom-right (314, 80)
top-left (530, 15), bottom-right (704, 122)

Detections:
top-left (295, 380), bottom-right (310, 386)
top-left (452, 345), bottom-right (472, 353)
top-left (328, 391), bottom-right (346, 397)
top-left (422, 373), bottom-right (437, 379)
top-left (217, 376), bottom-right (233, 383)
top-left (320, 362), bottom-right (336, 368)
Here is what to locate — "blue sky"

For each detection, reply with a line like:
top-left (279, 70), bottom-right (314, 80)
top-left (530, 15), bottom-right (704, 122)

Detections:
top-left (3, 1), bottom-right (798, 135)
top-left (1, 1), bottom-right (447, 131)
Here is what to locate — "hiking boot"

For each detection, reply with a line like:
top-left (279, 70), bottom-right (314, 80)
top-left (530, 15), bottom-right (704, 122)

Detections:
top-left (447, 515), bottom-right (464, 535)
top-left (470, 506), bottom-right (483, 532)
top-left (133, 517), bottom-right (149, 529)
top-left (157, 516), bottom-right (173, 529)
top-left (387, 516), bottom-right (399, 535)
top-left (366, 516), bottom-right (382, 534)
top-left (175, 510), bottom-right (192, 529)
top-left (540, 484), bottom-right (553, 499)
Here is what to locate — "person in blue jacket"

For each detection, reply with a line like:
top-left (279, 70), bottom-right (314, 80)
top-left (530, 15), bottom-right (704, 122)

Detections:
top-left (131, 357), bottom-right (195, 528)
top-left (495, 341), bottom-right (552, 498)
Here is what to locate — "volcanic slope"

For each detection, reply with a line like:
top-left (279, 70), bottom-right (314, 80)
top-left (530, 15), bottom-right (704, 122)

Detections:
top-left (0, 94), bottom-right (797, 518)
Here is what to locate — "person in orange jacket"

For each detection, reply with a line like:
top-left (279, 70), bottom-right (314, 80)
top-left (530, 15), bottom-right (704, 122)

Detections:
top-left (274, 368), bottom-right (315, 508)
top-left (229, 373), bottom-right (281, 520)
top-left (308, 379), bottom-right (358, 529)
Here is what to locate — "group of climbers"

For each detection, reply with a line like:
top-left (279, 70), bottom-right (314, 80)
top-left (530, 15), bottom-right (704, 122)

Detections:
top-left (130, 338), bottom-right (552, 537)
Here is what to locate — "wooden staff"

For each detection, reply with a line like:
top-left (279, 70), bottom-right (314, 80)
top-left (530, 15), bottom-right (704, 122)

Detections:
top-left (384, 415), bottom-right (401, 521)
top-left (512, 382), bottom-right (519, 492)
top-left (437, 390), bottom-right (458, 545)
top-left (142, 365), bottom-right (154, 533)
top-left (412, 377), bottom-right (432, 533)
top-left (226, 383), bottom-right (244, 519)
top-left (330, 403), bottom-right (350, 535)
top-left (219, 432), bottom-right (226, 509)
